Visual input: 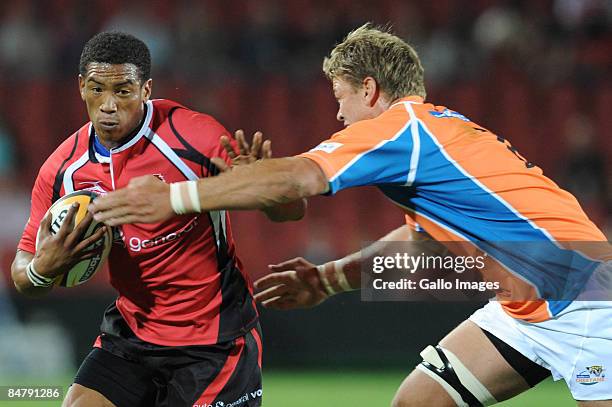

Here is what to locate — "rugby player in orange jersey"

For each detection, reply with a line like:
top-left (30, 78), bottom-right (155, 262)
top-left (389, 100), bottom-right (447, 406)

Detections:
top-left (91, 25), bottom-right (611, 406)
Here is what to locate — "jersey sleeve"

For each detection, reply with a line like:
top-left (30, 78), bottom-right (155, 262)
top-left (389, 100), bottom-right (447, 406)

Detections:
top-left (192, 114), bottom-right (236, 173)
top-left (18, 167), bottom-right (54, 254)
top-left (299, 113), bottom-right (415, 195)
top-left (209, 125), bottom-right (238, 173)
top-left (169, 108), bottom-right (235, 177)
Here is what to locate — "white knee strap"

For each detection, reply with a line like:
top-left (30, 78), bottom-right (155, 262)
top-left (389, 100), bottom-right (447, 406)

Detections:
top-left (417, 345), bottom-right (497, 407)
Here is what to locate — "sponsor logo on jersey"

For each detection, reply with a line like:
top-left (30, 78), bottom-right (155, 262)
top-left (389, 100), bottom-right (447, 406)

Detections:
top-left (127, 218), bottom-right (199, 252)
top-left (193, 388), bottom-right (262, 407)
top-left (429, 109), bottom-right (470, 121)
top-left (310, 142), bottom-right (343, 153)
top-left (576, 365), bottom-right (606, 385)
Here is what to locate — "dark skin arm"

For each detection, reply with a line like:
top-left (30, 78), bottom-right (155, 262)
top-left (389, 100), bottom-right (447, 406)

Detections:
top-left (11, 203), bottom-right (106, 297)
top-left (90, 155), bottom-right (327, 226)
top-left (11, 250), bottom-right (51, 297)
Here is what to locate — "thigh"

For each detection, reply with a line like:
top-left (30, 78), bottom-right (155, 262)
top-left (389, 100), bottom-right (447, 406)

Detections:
top-left (163, 325), bottom-right (263, 407)
top-left (393, 320), bottom-right (533, 407)
top-left (62, 384), bottom-right (115, 407)
top-left (69, 347), bottom-right (157, 407)
top-left (578, 402), bottom-right (612, 407)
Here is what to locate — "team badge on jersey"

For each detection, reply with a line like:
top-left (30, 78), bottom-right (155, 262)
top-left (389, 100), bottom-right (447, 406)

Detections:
top-left (576, 365), bottom-right (606, 385)
top-left (310, 142), bottom-right (343, 153)
top-left (429, 108), bottom-right (470, 121)
top-left (78, 181), bottom-right (107, 195)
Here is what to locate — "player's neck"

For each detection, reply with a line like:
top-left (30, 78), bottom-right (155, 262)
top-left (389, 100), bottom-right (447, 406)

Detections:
top-left (96, 106), bottom-right (147, 150)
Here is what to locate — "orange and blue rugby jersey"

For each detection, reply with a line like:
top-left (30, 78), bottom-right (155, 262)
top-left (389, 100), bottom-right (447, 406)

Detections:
top-left (301, 96), bottom-right (609, 322)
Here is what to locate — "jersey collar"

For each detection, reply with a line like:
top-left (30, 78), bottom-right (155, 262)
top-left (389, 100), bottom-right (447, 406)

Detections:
top-left (110, 100), bottom-right (154, 153)
top-left (90, 100), bottom-right (154, 162)
top-left (390, 96), bottom-right (424, 109)
top-left (88, 123), bottom-right (110, 164)
top-left (93, 133), bottom-right (110, 157)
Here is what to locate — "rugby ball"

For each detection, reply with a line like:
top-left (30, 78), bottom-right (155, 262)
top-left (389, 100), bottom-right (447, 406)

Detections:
top-left (36, 191), bottom-right (113, 287)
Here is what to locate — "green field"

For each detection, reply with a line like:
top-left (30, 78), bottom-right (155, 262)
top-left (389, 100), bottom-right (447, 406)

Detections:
top-left (263, 371), bottom-right (575, 407)
top-left (0, 371), bottom-right (575, 406)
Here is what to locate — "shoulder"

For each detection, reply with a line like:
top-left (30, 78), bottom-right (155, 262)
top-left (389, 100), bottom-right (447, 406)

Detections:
top-left (411, 101), bottom-right (481, 132)
top-left (38, 123), bottom-right (90, 183)
top-left (151, 99), bottom-right (230, 145)
top-left (152, 99), bottom-right (226, 128)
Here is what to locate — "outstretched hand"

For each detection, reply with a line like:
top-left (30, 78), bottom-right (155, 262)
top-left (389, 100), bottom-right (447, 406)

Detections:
top-left (253, 257), bottom-right (328, 310)
top-left (211, 129), bottom-right (272, 173)
top-left (211, 129), bottom-right (306, 222)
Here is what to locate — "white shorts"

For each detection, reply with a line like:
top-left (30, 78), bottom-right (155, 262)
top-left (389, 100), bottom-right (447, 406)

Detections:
top-left (469, 301), bottom-right (612, 401)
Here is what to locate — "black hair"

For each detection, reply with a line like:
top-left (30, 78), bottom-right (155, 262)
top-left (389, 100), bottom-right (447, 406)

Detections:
top-left (79, 31), bottom-right (151, 84)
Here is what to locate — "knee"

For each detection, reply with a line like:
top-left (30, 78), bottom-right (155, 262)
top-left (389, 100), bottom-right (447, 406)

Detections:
top-left (391, 390), bottom-right (458, 407)
top-left (391, 382), bottom-right (437, 407)
top-left (390, 393), bottom-right (415, 407)
top-left (391, 364), bottom-right (460, 407)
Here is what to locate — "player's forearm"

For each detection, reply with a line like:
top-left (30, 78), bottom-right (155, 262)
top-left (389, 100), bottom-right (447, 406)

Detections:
top-left (318, 225), bottom-right (419, 293)
top-left (196, 157), bottom-right (327, 212)
top-left (11, 251), bottom-right (53, 297)
top-left (90, 158), bottom-right (324, 226)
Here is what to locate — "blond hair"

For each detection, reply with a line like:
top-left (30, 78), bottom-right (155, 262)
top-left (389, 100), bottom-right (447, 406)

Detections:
top-left (322, 23), bottom-right (426, 101)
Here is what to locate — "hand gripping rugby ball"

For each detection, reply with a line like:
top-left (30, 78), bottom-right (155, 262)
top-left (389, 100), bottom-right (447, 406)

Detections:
top-left (36, 190), bottom-right (113, 287)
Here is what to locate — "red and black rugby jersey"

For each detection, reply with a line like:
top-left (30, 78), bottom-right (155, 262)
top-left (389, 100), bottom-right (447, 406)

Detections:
top-left (19, 99), bottom-right (258, 346)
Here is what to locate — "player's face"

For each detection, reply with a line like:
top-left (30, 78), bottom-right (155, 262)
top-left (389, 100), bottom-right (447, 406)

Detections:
top-left (79, 63), bottom-right (152, 147)
top-left (332, 77), bottom-right (378, 126)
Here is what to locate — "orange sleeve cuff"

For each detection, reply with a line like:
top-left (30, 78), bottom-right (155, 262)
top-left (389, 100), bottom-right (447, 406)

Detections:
top-left (298, 152), bottom-right (337, 181)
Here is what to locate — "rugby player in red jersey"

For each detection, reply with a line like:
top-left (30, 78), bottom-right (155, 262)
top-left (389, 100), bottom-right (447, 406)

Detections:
top-left (10, 31), bottom-right (303, 407)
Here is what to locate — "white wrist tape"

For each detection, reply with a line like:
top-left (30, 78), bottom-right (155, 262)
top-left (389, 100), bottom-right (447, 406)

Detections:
top-left (170, 181), bottom-right (202, 215)
top-left (317, 261), bottom-right (354, 296)
top-left (334, 262), bottom-right (353, 292)
top-left (26, 261), bottom-right (54, 288)
top-left (317, 264), bottom-right (336, 296)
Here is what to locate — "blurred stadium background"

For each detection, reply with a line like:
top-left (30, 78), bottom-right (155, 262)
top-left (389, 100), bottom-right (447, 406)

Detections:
top-left (0, 0), bottom-right (609, 405)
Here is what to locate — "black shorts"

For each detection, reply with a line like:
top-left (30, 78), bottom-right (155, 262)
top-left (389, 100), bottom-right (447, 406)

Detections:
top-left (74, 317), bottom-right (263, 407)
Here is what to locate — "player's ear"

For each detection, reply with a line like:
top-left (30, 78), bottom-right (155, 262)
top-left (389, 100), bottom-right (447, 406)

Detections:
top-left (141, 79), bottom-right (152, 102)
top-left (362, 76), bottom-right (379, 107)
top-left (78, 75), bottom-right (86, 101)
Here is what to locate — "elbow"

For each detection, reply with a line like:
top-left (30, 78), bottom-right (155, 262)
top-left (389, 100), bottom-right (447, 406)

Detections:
top-left (264, 198), bottom-right (307, 222)
top-left (289, 158), bottom-right (329, 198)
top-left (10, 269), bottom-right (28, 296)
top-left (254, 157), bottom-right (326, 211)
top-left (288, 199), bottom-right (307, 221)
top-left (13, 282), bottom-right (29, 296)
top-left (10, 260), bottom-right (23, 294)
